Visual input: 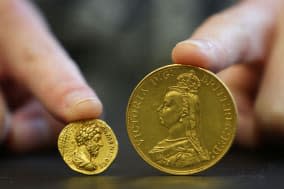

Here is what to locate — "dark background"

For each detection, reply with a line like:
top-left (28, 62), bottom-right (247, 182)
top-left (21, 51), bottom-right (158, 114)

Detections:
top-left (2, 0), bottom-right (284, 188)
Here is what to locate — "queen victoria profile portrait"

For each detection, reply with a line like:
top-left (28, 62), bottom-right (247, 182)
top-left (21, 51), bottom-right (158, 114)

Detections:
top-left (149, 70), bottom-right (210, 168)
top-left (72, 123), bottom-right (104, 171)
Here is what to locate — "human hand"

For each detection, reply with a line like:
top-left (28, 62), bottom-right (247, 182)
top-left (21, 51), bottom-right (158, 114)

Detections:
top-left (172, 0), bottom-right (284, 147)
top-left (0, 0), bottom-right (102, 152)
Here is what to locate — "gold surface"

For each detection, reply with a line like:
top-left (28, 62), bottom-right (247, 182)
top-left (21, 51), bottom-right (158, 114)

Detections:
top-left (126, 64), bottom-right (237, 175)
top-left (58, 119), bottom-right (118, 175)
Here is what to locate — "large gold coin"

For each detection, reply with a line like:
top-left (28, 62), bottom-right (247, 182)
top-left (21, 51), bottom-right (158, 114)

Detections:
top-left (58, 119), bottom-right (118, 175)
top-left (126, 64), bottom-right (237, 175)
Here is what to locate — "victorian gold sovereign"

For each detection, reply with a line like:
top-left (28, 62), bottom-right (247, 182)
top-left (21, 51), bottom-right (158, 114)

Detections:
top-left (126, 64), bottom-right (237, 175)
top-left (58, 119), bottom-right (118, 175)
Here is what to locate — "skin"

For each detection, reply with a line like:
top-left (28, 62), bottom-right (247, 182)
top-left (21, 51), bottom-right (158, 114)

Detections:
top-left (172, 0), bottom-right (284, 147)
top-left (0, 0), bottom-right (102, 152)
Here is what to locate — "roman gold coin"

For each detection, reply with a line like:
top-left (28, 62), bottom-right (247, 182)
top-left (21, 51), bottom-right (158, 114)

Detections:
top-left (58, 119), bottom-right (118, 175)
top-left (126, 64), bottom-right (237, 175)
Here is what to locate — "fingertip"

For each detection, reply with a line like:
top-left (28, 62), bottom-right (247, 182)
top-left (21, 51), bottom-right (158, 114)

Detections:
top-left (0, 114), bottom-right (10, 143)
top-left (7, 117), bottom-right (49, 152)
top-left (65, 96), bottom-right (103, 122)
top-left (235, 115), bottom-right (259, 149)
top-left (0, 97), bottom-right (10, 143)
top-left (172, 40), bottom-right (211, 69)
top-left (7, 95), bottom-right (103, 153)
top-left (6, 100), bottom-right (63, 153)
top-left (38, 81), bottom-right (104, 123)
top-left (255, 100), bottom-right (284, 134)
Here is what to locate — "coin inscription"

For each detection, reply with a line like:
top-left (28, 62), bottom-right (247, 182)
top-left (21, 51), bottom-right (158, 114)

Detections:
top-left (58, 119), bottom-right (118, 175)
top-left (126, 64), bottom-right (237, 175)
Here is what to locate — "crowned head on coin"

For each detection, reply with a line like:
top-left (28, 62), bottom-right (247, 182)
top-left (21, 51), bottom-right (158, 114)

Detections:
top-left (157, 70), bottom-right (201, 135)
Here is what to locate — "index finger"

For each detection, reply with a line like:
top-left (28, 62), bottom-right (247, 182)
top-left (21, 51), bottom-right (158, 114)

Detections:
top-left (0, 0), bottom-right (102, 122)
top-left (172, 0), bottom-right (282, 71)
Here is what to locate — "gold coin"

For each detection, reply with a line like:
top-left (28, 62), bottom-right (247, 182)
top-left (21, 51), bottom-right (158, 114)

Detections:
top-left (58, 119), bottom-right (118, 175)
top-left (126, 64), bottom-right (237, 175)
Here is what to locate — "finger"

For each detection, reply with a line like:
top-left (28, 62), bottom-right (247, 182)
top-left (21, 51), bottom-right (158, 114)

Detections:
top-left (0, 92), bottom-right (9, 143)
top-left (7, 100), bottom-right (63, 152)
top-left (0, 0), bottom-right (102, 122)
top-left (1, 78), bottom-right (32, 111)
top-left (217, 63), bottom-right (262, 148)
top-left (172, 0), bottom-right (282, 70)
top-left (255, 9), bottom-right (284, 133)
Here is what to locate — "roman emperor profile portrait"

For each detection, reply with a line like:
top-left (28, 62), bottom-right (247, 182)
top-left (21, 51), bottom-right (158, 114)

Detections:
top-left (72, 122), bottom-right (104, 171)
top-left (149, 70), bottom-right (210, 168)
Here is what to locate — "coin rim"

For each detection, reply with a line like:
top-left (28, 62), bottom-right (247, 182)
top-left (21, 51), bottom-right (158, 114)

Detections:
top-left (126, 64), bottom-right (237, 175)
top-left (58, 119), bottom-right (119, 175)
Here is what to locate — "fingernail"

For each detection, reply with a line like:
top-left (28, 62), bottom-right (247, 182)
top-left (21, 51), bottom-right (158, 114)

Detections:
top-left (177, 39), bottom-right (214, 50)
top-left (175, 39), bottom-right (221, 71)
top-left (66, 92), bottom-right (103, 121)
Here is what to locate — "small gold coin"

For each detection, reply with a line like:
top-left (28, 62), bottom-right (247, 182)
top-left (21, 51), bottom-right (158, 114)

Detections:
top-left (58, 119), bottom-right (118, 175)
top-left (126, 64), bottom-right (237, 175)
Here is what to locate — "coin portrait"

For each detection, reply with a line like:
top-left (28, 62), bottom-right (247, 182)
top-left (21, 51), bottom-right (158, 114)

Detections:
top-left (58, 119), bottom-right (118, 175)
top-left (72, 123), bottom-right (104, 171)
top-left (126, 64), bottom-right (237, 175)
top-left (149, 71), bottom-right (210, 168)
